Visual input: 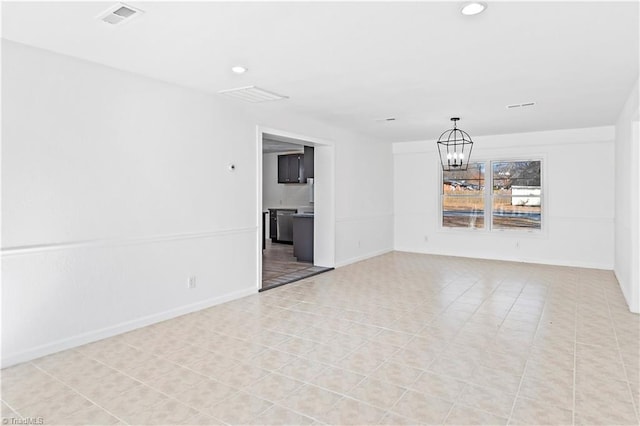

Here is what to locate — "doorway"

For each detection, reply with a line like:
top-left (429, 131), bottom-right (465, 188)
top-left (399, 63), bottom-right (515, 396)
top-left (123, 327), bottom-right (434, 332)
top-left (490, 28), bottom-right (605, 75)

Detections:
top-left (256, 127), bottom-right (335, 291)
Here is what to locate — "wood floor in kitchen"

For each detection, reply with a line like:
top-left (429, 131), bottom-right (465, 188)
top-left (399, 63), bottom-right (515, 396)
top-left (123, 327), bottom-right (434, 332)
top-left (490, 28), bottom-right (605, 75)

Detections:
top-left (262, 240), bottom-right (331, 290)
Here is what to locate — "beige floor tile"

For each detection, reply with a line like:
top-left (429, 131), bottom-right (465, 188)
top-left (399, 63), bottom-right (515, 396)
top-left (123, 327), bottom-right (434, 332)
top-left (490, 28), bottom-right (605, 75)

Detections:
top-left (347, 377), bottom-right (407, 410)
top-left (247, 372), bottom-right (304, 402)
top-left (390, 390), bottom-right (453, 424)
top-left (457, 384), bottom-right (516, 419)
top-left (99, 385), bottom-right (168, 418)
top-left (184, 356), bottom-right (239, 379)
top-left (2, 374), bottom-right (72, 411)
top-left (390, 345), bottom-right (440, 371)
top-left (249, 330), bottom-right (292, 347)
top-left (213, 361), bottom-right (270, 389)
top-left (469, 365), bottom-right (522, 395)
top-left (278, 356), bottom-right (328, 381)
top-left (16, 389), bottom-right (94, 424)
top-left (429, 354), bottom-right (480, 381)
top-left (118, 398), bottom-right (199, 425)
top-left (91, 346), bottom-right (158, 371)
top-left (30, 350), bottom-right (93, 377)
top-left (370, 329), bottom-right (415, 347)
top-left (3, 252), bottom-right (639, 426)
top-left (279, 384), bottom-right (342, 418)
top-left (160, 344), bottom-right (213, 366)
top-left (1, 401), bottom-right (19, 421)
top-left (332, 350), bottom-right (386, 375)
top-left (275, 336), bottom-right (320, 356)
top-left (54, 404), bottom-right (121, 425)
top-left (575, 408), bottom-right (638, 426)
top-left (444, 403), bottom-right (508, 425)
top-left (172, 378), bottom-right (238, 410)
top-left (370, 360), bottom-right (423, 387)
top-left (182, 412), bottom-right (226, 425)
top-left (1, 362), bottom-right (45, 384)
top-left (479, 350), bottom-right (527, 377)
top-left (377, 412), bottom-right (420, 425)
top-left (250, 348), bottom-right (299, 371)
top-left (318, 397), bottom-right (387, 425)
top-left (71, 370), bottom-right (142, 402)
top-left (206, 390), bottom-right (272, 424)
top-left (144, 365), bottom-right (207, 396)
top-left (575, 376), bottom-right (637, 423)
top-left (304, 340), bottom-right (357, 364)
top-left (307, 366), bottom-right (365, 394)
top-left (510, 396), bottom-right (573, 425)
top-left (409, 371), bottom-right (467, 401)
top-left (117, 356), bottom-right (176, 382)
top-left (251, 404), bottom-right (315, 425)
top-left (523, 361), bottom-right (574, 389)
top-left (518, 374), bottom-right (573, 410)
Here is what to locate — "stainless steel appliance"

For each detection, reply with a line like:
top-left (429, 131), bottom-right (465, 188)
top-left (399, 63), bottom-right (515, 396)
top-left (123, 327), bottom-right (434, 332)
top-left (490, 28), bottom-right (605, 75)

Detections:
top-left (276, 210), bottom-right (295, 243)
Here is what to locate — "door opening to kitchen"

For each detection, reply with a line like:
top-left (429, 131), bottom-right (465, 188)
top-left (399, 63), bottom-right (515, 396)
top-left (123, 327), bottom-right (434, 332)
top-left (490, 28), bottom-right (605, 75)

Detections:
top-left (260, 132), bottom-right (332, 291)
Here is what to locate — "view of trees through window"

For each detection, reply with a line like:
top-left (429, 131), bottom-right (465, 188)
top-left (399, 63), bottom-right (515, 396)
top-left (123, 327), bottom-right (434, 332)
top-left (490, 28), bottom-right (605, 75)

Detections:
top-left (442, 160), bottom-right (542, 230)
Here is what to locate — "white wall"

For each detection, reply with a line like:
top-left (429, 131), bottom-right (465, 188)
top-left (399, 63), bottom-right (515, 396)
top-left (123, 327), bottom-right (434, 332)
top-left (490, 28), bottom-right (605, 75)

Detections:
top-left (394, 126), bottom-right (615, 270)
top-left (335, 140), bottom-right (394, 266)
top-left (614, 79), bottom-right (640, 313)
top-left (262, 152), bottom-right (312, 209)
top-left (1, 40), bottom-right (394, 366)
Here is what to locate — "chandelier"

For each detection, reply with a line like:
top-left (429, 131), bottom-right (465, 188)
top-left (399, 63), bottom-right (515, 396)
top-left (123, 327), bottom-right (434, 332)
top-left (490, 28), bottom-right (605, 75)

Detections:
top-left (436, 117), bottom-right (474, 171)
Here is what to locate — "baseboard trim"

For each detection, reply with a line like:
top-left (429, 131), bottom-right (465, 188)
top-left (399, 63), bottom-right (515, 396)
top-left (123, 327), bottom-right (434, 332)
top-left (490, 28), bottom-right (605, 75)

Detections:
top-left (335, 248), bottom-right (394, 268)
top-left (393, 247), bottom-right (613, 271)
top-left (614, 269), bottom-right (640, 314)
top-left (1, 286), bottom-right (257, 368)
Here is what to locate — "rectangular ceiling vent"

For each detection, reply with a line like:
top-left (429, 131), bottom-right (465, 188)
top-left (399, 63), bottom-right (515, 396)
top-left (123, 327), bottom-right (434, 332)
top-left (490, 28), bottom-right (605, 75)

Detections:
top-left (506, 102), bottom-right (536, 109)
top-left (218, 86), bottom-right (289, 103)
top-left (97, 3), bottom-right (144, 26)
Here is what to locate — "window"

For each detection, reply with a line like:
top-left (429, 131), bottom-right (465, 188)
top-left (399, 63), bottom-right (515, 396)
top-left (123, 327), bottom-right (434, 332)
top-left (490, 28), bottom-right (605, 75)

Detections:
top-left (442, 162), bottom-right (485, 229)
top-left (441, 159), bottom-right (542, 231)
top-left (491, 161), bottom-right (541, 230)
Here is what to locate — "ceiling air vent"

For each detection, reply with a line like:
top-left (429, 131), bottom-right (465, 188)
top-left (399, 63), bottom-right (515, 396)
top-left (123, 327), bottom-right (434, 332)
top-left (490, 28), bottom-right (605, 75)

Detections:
top-left (506, 102), bottom-right (536, 109)
top-left (218, 86), bottom-right (289, 103)
top-left (97, 3), bottom-right (144, 26)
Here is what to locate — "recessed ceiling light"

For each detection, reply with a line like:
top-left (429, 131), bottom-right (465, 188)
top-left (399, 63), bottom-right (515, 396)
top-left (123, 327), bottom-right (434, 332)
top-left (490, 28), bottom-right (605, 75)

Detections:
top-left (461, 2), bottom-right (487, 16)
top-left (231, 66), bottom-right (247, 74)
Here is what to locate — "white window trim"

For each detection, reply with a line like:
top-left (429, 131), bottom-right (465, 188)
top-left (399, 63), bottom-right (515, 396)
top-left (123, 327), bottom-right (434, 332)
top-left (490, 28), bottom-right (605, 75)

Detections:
top-left (438, 155), bottom-right (547, 236)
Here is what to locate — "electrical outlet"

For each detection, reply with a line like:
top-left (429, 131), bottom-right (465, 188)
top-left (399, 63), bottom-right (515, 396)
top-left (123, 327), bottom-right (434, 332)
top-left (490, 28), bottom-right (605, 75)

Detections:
top-left (188, 276), bottom-right (196, 289)
top-left (424, 235), bottom-right (429, 242)
top-left (515, 241), bottom-right (520, 249)
top-left (358, 240), bottom-right (361, 248)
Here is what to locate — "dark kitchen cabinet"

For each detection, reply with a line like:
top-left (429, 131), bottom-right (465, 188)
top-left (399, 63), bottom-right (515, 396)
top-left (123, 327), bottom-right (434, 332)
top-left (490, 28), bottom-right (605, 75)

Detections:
top-left (293, 214), bottom-right (314, 262)
top-left (278, 154), bottom-right (304, 184)
top-left (304, 146), bottom-right (314, 182)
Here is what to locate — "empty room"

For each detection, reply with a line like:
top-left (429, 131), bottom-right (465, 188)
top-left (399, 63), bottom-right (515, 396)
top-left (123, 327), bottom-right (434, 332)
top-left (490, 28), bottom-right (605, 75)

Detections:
top-left (1, 1), bottom-right (639, 425)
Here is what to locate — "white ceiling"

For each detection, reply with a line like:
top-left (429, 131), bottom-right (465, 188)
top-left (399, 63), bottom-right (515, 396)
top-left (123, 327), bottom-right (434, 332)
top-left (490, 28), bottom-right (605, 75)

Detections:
top-left (2, 1), bottom-right (638, 142)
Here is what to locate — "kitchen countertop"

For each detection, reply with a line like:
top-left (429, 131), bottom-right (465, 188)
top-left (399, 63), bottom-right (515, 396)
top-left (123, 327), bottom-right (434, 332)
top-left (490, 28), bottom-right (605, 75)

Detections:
top-left (267, 206), bottom-right (314, 213)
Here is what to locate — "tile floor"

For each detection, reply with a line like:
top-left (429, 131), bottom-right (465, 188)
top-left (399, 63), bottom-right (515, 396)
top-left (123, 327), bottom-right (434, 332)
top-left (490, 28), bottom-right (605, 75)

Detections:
top-left (262, 240), bottom-right (331, 290)
top-left (2, 252), bottom-right (639, 425)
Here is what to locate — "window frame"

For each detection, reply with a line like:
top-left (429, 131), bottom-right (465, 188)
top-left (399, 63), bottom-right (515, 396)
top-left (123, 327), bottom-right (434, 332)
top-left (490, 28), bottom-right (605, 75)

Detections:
top-left (438, 156), bottom-right (546, 235)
